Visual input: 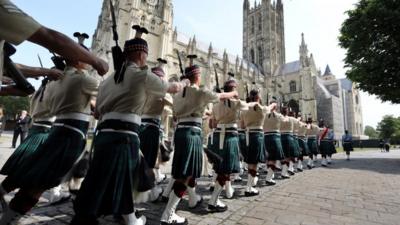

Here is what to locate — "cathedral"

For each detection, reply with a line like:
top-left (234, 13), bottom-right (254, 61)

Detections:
top-left (90, 0), bottom-right (364, 139)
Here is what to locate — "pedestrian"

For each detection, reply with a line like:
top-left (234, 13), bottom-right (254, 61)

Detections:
top-left (342, 130), bottom-right (353, 160)
top-left (11, 110), bottom-right (31, 148)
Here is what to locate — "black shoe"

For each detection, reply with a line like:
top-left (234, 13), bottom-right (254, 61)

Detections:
top-left (288, 170), bottom-right (295, 176)
top-left (265, 180), bottom-right (276, 186)
top-left (208, 204), bottom-right (228, 213)
top-left (321, 164), bottom-right (328, 167)
top-left (161, 196), bottom-right (169, 203)
top-left (188, 196), bottom-right (203, 209)
top-left (161, 219), bottom-right (188, 225)
top-left (244, 191), bottom-right (259, 197)
top-left (209, 186), bottom-right (214, 192)
top-left (297, 168), bottom-right (303, 172)
top-left (307, 165), bottom-right (312, 169)
top-left (234, 177), bottom-right (242, 183)
top-left (281, 174), bottom-right (290, 179)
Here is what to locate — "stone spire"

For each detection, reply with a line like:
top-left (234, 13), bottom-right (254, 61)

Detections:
top-left (324, 64), bottom-right (332, 76)
top-left (243, 0), bottom-right (250, 10)
top-left (299, 33), bottom-right (309, 67)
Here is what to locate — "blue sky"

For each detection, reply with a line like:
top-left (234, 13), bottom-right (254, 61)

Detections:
top-left (11, 0), bottom-right (400, 128)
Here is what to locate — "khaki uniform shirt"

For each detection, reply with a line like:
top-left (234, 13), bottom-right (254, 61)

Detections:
top-left (212, 99), bottom-right (246, 125)
top-left (280, 115), bottom-right (294, 133)
top-left (292, 117), bottom-right (300, 135)
top-left (29, 81), bottom-right (55, 119)
top-left (241, 103), bottom-right (267, 128)
top-left (47, 67), bottom-right (99, 115)
top-left (96, 62), bottom-right (168, 116)
top-left (142, 93), bottom-right (173, 117)
top-left (298, 121), bottom-right (308, 137)
top-left (263, 111), bottom-right (283, 132)
top-left (306, 124), bottom-right (320, 137)
top-left (0, 0), bottom-right (41, 85)
top-left (173, 84), bottom-right (219, 119)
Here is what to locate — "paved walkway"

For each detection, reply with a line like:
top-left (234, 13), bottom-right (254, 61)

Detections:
top-left (0, 133), bottom-right (400, 225)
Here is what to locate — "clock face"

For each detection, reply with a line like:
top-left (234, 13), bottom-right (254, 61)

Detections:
top-left (147, 0), bottom-right (157, 6)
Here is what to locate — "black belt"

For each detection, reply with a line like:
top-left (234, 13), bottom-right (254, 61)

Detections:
top-left (98, 119), bottom-right (140, 133)
top-left (34, 121), bottom-right (53, 126)
top-left (142, 118), bottom-right (160, 125)
top-left (216, 127), bottom-right (237, 131)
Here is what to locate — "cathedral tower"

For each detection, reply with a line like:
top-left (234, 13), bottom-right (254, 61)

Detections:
top-left (243, 0), bottom-right (285, 76)
top-left (91, 0), bottom-right (174, 75)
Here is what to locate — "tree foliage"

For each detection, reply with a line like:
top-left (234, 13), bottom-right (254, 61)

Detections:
top-left (364, 125), bottom-right (379, 138)
top-left (377, 115), bottom-right (400, 140)
top-left (0, 96), bottom-right (30, 119)
top-left (339, 0), bottom-right (400, 103)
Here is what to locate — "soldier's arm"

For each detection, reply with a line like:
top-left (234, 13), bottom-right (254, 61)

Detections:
top-left (28, 27), bottom-right (108, 75)
top-left (0, 86), bottom-right (29, 96)
top-left (14, 64), bottom-right (63, 80)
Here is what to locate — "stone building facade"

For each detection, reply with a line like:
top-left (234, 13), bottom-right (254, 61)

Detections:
top-left (90, 0), bottom-right (364, 139)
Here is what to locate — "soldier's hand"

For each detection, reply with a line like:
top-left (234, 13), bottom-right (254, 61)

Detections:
top-left (232, 90), bottom-right (239, 98)
top-left (46, 68), bottom-right (63, 80)
top-left (93, 58), bottom-right (109, 76)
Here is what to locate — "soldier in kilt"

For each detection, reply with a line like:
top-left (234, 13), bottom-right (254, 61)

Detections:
top-left (306, 118), bottom-right (320, 169)
top-left (240, 90), bottom-right (276, 196)
top-left (319, 122), bottom-right (336, 167)
top-left (263, 97), bottom-right (284, 185)
top-left (139, 58), bottom-right (172, 200)
top-left (342, 130), bottom-right (353, 160)
top-left (0, 43), bottom-right (100, 224)
top-left (161, 57), bottom-right (237, 225)
top-left (280, 107), bottom-right (297, 178)
top-left (296, 114), bottom-right (310, 171)
top-left (70, 27), bottom-right (188, 225)
top-left (0, 76), bottom-right (67, 210)
top-left (288, 110), bottom-right (301, 175)
top-left (208, 77), bottom-right (246, 206)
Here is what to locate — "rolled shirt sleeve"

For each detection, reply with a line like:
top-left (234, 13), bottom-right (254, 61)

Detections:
top-left (145, 70), bottom-right (168, 98)
top-left (0, 0), bottom-right (41, 45)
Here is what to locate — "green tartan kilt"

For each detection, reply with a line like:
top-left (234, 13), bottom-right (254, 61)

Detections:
top-left (171, 127), bottom-right (203, 179)
top-left (264, 133), bottom-right (284, 161)
top-left (343, 142), bottom-right (353, 152)
top-left (281, 133), bottom-right (299, 158)
top-left (0, 125), bottom-right (50, 175)
top-left (73, 131), bottom-right (140, 217)
top-left (5, 119), bottom-right (88, 190)
top-left (245, 132), bottom-right (266, 164)
top-left (320, 140), bottom-right (337, 155)
top-left (209, 131), bottom-right (241, 174)
top-left (139, 123), bottom-right (160, 168)
top-left (293, 136), bottom-right (302, 157)
top-left (307, 138), bottom-right (319, 155)
top-left (298, 138), bottom-right (310, 156)
top-left (238, 130), bottom-right (247, 162)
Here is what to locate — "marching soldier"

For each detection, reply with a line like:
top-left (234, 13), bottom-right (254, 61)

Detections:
top-left (263, 97), bottom-right (284, 185)
top-left (319, 122), bottom-right (336, 167)
top-left (208, 75), bottom-right (245, 208)
top-left (0, 35), bottom-right (100, 224)
top-left (139, 58), bottom-right (172, 199)
top-left (280, 107), bottom-right (297, 178)
top-left (70, 26), bottom-right (187, 225)
top-left (306, 117), bottom-right (319, 169)
top-left (161, 57), bottom-right (237, 225)
top-left (240, 90), bottom-right (275, 196)
top-left (288, 110), bottom-right (301, 174)
top-left (296, 114), bottom-right (310, 171)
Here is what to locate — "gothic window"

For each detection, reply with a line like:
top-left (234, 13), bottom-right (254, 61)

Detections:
top-left (251, 17), bottom-right (255, 34)
top-left (355, 95), bottom-right (359, 104)
top-left (289, 81), bottom-right (296, 93)
top-left (258, 46), bottom-right (263, 66)
top-left (258, 15), bottom-right (262, 31)
top-left (250, 49), bottom-right (255, 64)
top-left (140, 15), bottom-right (146, 26)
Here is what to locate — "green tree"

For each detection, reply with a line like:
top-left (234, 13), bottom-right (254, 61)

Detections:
top-left (377, 115), bottom-right (400, 139)
top-left (339, 0), bottom-right (400, 103)
top-left (364, 125), bottom-right (379, 138)
top-left (0, 96), bottom-right (30, 119)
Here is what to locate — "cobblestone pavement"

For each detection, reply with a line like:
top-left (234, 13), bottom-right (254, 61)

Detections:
top-left (1, 133), bottom-right (400, 225)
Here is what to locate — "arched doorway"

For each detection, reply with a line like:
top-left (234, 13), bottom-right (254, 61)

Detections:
top-left (287, 99), bottom-right (300, 114)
